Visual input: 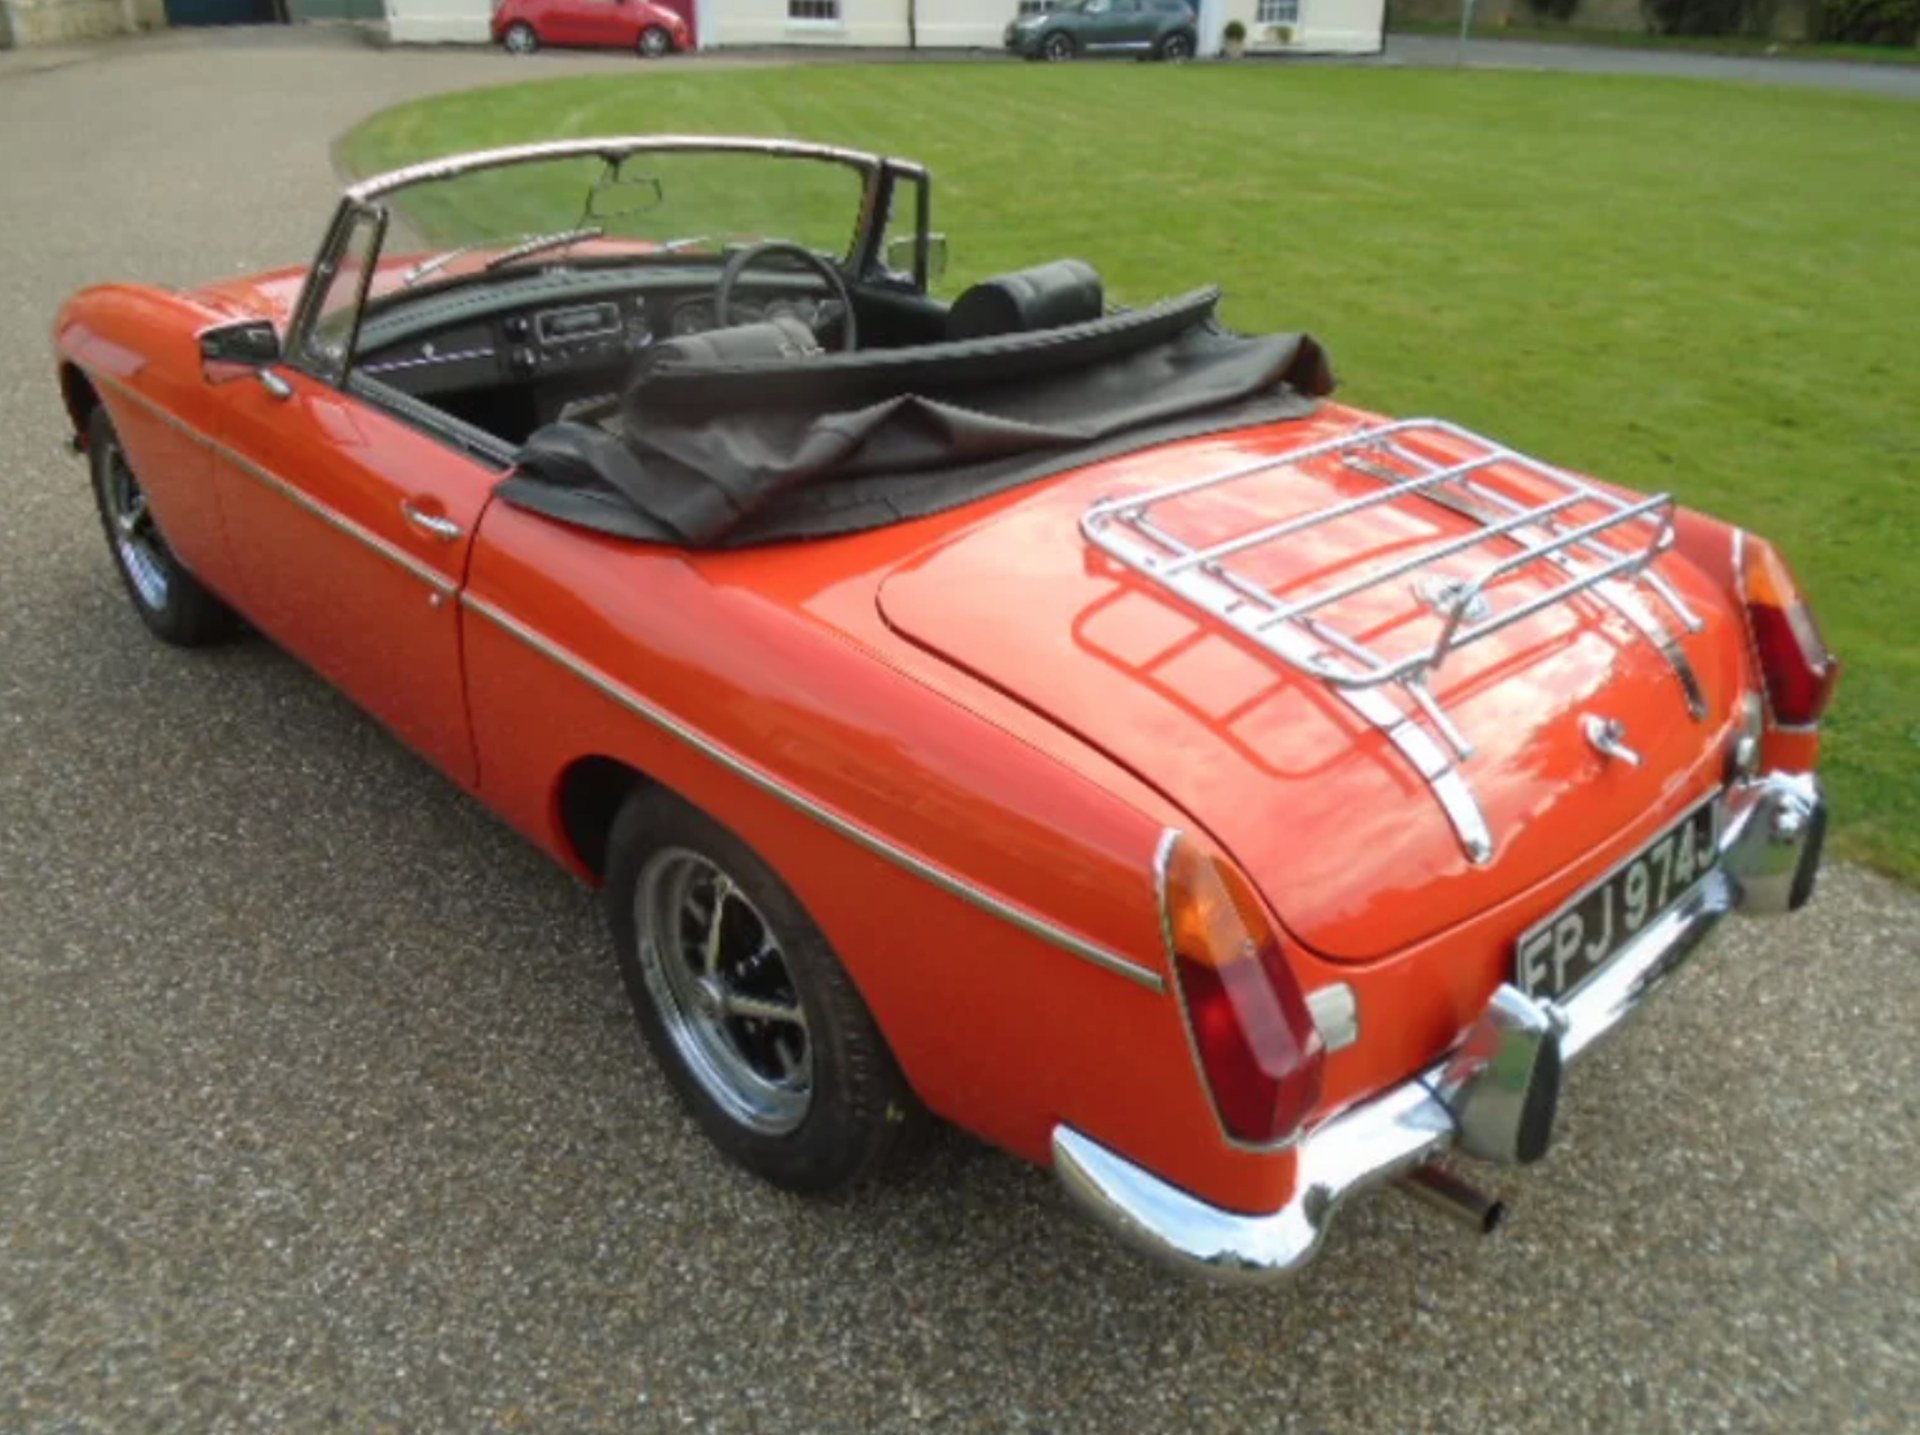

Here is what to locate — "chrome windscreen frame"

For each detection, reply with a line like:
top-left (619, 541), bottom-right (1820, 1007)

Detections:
top-left (291, 135), bottom-right (934, 388)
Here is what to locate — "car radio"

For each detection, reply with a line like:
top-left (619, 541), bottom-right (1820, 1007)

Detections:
top-left (535, 302), bottom-right (623, 346)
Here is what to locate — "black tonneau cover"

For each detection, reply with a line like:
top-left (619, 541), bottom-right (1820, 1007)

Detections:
top-left (502, 287), bottom-right (1332, 548)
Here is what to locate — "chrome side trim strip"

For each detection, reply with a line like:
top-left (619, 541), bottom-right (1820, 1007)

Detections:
top-left (461, 592), bottom-right (1167, 993)
top-left (219, 446), bottom-right (456, 595)
top-left (82, 366), bottom-right (455, 596)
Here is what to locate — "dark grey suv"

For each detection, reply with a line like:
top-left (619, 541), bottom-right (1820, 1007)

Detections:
top-left (1005, 0), bottom-right (1199, 62)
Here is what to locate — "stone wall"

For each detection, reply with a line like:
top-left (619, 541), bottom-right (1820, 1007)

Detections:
top-left (0, 0), bottom-right (167, 46)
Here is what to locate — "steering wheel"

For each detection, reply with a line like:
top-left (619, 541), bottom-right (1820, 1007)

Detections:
top-left (712, 241), bottom-right (858, 353)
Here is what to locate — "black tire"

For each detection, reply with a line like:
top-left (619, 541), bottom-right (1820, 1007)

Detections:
top-left (1157, 29), bottom-right (1195, 61)
top-left (1041, 30), bottom-right (1075, 61)
top-left (637, 24), bottom-right (672, 57)
top-left (605, 788), bottom-right (927, 1195)
top-left (502, 21), bottom-right (539, 55)
top-left (88, 406), bottom-right (239, 648)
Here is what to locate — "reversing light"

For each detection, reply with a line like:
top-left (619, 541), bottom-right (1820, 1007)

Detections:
top-left (1741, 535), bottom-right (1839, 727)
top-left (1159, 834), bottom-right (1325, 1147)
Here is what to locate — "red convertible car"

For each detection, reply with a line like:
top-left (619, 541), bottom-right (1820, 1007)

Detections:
top-left (52, 137), bottom-right (1835, 1280)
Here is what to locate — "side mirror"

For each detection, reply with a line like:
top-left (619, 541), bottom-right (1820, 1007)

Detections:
top-left (883, 232), bottom-right (950, 287)
top-left (200, 320), bottom-right (282, 383)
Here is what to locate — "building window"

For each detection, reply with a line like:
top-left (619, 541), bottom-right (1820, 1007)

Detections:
top-left (789, 0), bottom-right (840, 20)
top-left (1017, 0), bottom-right (1047, 11)
top-left (1256, 0), bottom-right (1299, 24)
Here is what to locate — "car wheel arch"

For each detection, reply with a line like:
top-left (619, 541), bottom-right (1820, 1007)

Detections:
top-left (60, 363), bottom-right (101, 449)
top-left (556, 753), bottom-right (657, 882)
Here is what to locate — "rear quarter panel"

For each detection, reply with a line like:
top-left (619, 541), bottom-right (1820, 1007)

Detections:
top-left (461, 502), bottom-right (1314, 1215)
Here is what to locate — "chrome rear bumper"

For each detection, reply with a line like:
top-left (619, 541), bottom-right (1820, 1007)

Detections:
top-left (1052, 770), bottom-right (1825, 1283)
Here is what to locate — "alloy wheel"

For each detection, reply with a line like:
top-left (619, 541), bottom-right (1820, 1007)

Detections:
top-left (101, 435), bottom-right (170, 611)
top-left (504, 23), bottom-right (538, 54)
top-left (636, 848), bottom-right (812, 1135)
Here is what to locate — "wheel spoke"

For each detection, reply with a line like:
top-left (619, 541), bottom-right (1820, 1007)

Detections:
top-left (724, 992), bottom-right (805, 1029)
top-left (772, 1033), bottom-right (805, 1083)
top-left (699, 874), bottom-right (734, 977)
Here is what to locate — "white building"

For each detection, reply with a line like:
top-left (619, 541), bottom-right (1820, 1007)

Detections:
top-left (383, 0), bottom-right (1383, 59)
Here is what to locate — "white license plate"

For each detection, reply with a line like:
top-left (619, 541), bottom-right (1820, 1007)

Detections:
top-left (1516, 795), bottom-right (1722, 1003)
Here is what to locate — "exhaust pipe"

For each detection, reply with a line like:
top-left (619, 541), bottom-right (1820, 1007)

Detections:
top-left (1396, 1163), bottom-right (1509, 1236)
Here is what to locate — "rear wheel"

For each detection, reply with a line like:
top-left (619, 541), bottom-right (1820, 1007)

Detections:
top-left (1041, 30), bottom-right (1075, 61)
top-left (604, 789), bottom-right (927, 1194)
top-left (637, 24), bottom-right (672, 57)
top-left (1157, 29), bottom-right (1194, 61)
top-left (502, 22), bottom-right (539, 55)
top-left (88, 407), bottom-right (238, 648)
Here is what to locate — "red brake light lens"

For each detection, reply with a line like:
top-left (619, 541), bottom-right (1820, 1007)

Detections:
top-left (1742, 537), bottom-right (1838, 727)
top-left (1161, 836), bottom-right (1325, 1146)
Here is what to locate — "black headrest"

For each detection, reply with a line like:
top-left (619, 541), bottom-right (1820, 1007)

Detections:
top-left (946, 260), bottom-right (1105, 341)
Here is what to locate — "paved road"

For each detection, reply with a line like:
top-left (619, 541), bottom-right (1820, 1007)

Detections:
top-left (1383, 32), bottom-right (1920, 100)
top-left (3, 29), bottom-right (1916, 1435)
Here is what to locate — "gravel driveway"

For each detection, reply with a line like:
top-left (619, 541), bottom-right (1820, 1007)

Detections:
top-left (2, 29), bottom-right (1916, 1435)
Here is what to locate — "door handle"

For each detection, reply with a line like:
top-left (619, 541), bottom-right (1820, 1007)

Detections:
top-left (402, 501), bottom-right (462, 542)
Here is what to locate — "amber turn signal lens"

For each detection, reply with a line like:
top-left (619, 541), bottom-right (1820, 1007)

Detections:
top-left (1161, 836), bottom-right (1325, 1147)
top-left (1742, 536), bottom-right (1838, 727)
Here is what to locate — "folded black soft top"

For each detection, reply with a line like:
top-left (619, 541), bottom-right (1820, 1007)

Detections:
top-left (502, 286), bottom-right (1333, 548)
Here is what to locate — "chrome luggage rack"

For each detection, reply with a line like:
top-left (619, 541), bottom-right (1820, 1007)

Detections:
top-left (1080, 418), bottom-right (1705, 863)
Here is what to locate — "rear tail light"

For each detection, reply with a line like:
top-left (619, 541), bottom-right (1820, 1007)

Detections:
top-left (1159, 834), bottom-right (1325, 1147)
top-left (1741, 535), bottom-right (1838, 727)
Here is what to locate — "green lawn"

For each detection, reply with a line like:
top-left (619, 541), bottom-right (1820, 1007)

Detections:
top-left (343, 66), bottom-right (1920, 882)
top-left (1392, 18), bottom-right (1920, 67)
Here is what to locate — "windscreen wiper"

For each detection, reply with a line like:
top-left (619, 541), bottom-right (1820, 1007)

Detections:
top-left (483, 227), bottom-right (605, 272)
top-left (401, 243), bottom-right (490, 289)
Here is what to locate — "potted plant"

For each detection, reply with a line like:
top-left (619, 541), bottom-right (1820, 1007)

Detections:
top-left (1269, 21), bottom-right (1295, 45)
top-left (1222, 19), bottom-right (1247, 57)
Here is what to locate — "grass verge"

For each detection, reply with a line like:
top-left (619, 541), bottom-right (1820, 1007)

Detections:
top-left (344, 64), bottom-right (1920, 881)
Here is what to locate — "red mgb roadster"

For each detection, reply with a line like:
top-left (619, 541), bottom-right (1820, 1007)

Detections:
top-left (53, 137), bottom-right (1836, 1280)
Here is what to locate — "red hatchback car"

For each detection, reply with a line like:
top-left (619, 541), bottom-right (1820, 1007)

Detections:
top-left (493, 0), bottom-right (693, 57)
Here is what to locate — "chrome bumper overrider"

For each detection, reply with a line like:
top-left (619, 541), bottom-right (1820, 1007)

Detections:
top-left (1053, 770), bottom-right (1826, 1283)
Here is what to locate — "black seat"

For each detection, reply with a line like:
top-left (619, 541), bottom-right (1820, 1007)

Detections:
top-left (556, 316), bottom-right (822, 429)
top-left (945, 260), bottom-right (1105, 342)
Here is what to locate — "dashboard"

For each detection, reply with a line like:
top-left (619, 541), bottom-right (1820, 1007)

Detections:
top-left (355, 272), bottom-right (832, 400)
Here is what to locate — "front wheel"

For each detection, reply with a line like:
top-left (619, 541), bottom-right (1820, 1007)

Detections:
top-left (1157, 30), bottom-right (1194, 61)
top-left (501, 22), bottom-right (539, 55)
top-left (1041, 31), bottom-right (1075, 61)
top-left (637, 25), bottom-right (672, 57)
top-left (605, 789), bottom-right (927, 1195)
top-left (88, 406), bottom-right (238, 648)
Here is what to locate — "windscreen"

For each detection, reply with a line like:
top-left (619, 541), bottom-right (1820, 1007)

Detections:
top-left (375, 149), bottom-right (871, 274)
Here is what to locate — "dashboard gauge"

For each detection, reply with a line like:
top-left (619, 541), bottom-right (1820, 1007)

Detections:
top-left (669, 301), bottom-right (712, 337)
